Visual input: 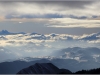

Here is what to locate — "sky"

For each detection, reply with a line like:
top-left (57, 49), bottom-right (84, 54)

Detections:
top-left (0, 0), bottom-right (100, 63)
top-left (0, 1), bottom-right (100, 35)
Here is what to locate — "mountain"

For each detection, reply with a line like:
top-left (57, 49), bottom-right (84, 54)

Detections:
top-left (28, 34), bottom-right (46, 40)
top-left (1, 47), bottom-right (100, 73)
top-left (51, 58), bottom-right (100, 72)
top-left (54, 47), bottom-right (100, 62)
top-left (30, 32), bottom-right (39, 35)
top-left (75, 68), bottom-right (100, 74)
top-left (0, 30), bottom-right (26, 35)
top-left (17, 63), bottom-right (58, 74)
top-left (17, 63), bottom-right (72, 74)
top-left (0, 58), bottom-right (99, 74)
top-left (17, 63), bottom-right (100, 74)
top-left (0, 30), bottom-right (11, 35)
top-left (0, 59), bottom-right (50, 74)
top-left (0, 56), bottom-right (100, 74)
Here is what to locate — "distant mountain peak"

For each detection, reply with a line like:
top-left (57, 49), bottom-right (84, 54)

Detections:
top-left (0, 30), bottom-right (26, 35)
top-left (50, 33), bottom-right (58, 37)
top-left (0, 30), bottom-right (10, 33)
top-left (0, 30), bottom-right (10, 35)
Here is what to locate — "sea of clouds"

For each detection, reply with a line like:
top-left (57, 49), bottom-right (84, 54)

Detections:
top-left (0, 31), bottom-right (100, 62)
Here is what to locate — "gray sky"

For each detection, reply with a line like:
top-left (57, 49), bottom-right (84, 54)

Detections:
top-left (0, 1), bottom-right (100, 35)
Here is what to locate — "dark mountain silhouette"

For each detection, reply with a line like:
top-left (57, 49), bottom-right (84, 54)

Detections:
top-left (0, 57), bottom-right (100, 74)
top-left (0, 58), bottom-right (100, 74)
top-left (17, 63), bottom-right (71, 74)
top-left (0, 58), bottom-right (77, 74)
top-left (0, 59), bottom-right (50, 74)
top-left (74, 68), bottom-right (100, 74)
top-left (17, 63), bottom-right (100, 74)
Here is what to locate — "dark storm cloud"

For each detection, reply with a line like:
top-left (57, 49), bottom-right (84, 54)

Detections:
top-left (0, 1), bottom-right (99, 18)
top-left (0, 1), bottom-right (93, 9)
top-left (2, 1), bottom-right (96, 19)
top-left (67, 15), bottom-right (87, 19)
top-left (32, 1), bottom-right (93, 9)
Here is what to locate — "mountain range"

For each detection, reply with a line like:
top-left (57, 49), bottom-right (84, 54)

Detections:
top-left (0, 56), bottom-right (100, 74)
top-left (1, 46), bottom-right (100, 74)
top-left (0, 30), bottom-right (25, 35)
top-left (0, 30), bottom-right (100, 74)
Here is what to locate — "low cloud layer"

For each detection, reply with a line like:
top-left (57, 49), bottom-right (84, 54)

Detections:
top-left (0, 31), bottom-right (100, 62)
top-left (0, 31), bottom-right (100, 48)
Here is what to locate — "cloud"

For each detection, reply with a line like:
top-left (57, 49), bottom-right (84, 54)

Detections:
top-left (0, 49), bottom-right (4, 51)
top-left (45, 18), bottom-right (100, 28)
top-left (5, 14), bottom-right (63, 18)
top-left (0, 1), bottom-right (100, 19)
top-left (79, 33), bottom-right (100, 41)
top-left (0, 31), bottom-right (100, 62)
top-left (18, 22), bottom-right (23, 23)
top-left (0, 31), bottom-right (99, 49)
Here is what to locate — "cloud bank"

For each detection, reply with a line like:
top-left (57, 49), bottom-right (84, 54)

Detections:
top-left (0, 1), bottom-right (100, 19)
top-left (45, 18), bottom-right (100, 28)
top-left (0, 31), bottom-right (100, 62)
top-left (0, 31), bottom-right (100, 48)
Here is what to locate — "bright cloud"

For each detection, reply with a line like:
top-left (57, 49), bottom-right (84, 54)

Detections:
top-left (0, 32), bottom-right (100, 48)
top-left (45, 18), bottom-right (100, 28)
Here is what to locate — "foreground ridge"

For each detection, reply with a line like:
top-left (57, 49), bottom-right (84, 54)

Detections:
top-left (17, 63), bottom-right (72, 74)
